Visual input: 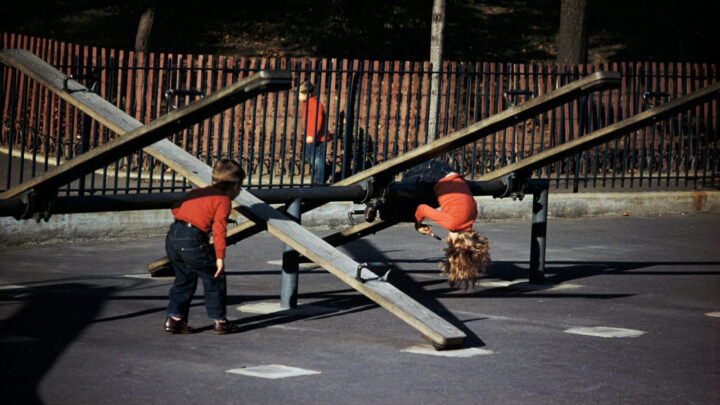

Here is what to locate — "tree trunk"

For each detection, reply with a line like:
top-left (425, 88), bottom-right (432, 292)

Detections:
top-left (134, 5), bottom-right (156, 53)
top-left (428, 0), bottom-right (445, 141)
top-left (556, 0), bottom-right (588, 66)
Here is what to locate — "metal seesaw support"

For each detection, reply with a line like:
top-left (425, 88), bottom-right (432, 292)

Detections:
top-left (0, 185), bottom-right (368, 218)
top-left (281, 197), bottom-right (302, 309)
top-left (380, 175), bottom-right (549, 284)
top-left (527, 179), bottom-right (549, 284)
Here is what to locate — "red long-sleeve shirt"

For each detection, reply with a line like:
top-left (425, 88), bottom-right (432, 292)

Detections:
top-left (301, 96), bottom-right (326, 143)
top-left (414, 173), bottom-right (477, 232)
top-left (171, 186), bottom-right (232, 259)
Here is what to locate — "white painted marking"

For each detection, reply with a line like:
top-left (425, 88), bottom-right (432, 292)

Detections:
top-left (226, 364), bottom-right (321, 379)
top-left (237, 302), bottom-right (335, 315)
top-left (546, 283), bottom-right (583, 291)
top-left (705, 312), bottom-right (720, 318)
top-left (564, 326), bottom-right (645, 338)
top-left (412, 273), bottom-right (443, 280)
top-left (402, 344), bottom-right (493, 358)
top-left (266, 260), bottom-right (319, 269)
top-left (268, 324), bottom-right (322, 332)
top-left (477, 279), bottom-right (582, 291)
top-left (478, 280), bottom-right (520, 288)
top-left (451, 310), bottom-right (515, 322)
top-left (123, 273), bottom-right (173, 280)
top-left (0, 284), bottom-right (28, 290)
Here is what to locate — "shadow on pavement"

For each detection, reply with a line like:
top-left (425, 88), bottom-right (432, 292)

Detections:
top-left (0, 283), bottom-right (116, 404)
top-left (411, 260), bottom-right (720, 298)
top-left (342, 238), bottom-right (487, 348)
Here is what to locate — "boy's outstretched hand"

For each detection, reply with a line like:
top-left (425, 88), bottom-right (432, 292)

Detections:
top-left (215, 258), bottom-right (224, 278)
top-left (415, 222), bottom-right (431, 235)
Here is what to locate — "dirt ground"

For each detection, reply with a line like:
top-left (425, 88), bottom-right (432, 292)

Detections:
top-left (2, 0), bottom-right (719, 63)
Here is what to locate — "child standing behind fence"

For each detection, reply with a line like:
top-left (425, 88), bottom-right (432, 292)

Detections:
top-left (164, 158), bottom-right (245, 335)
top-left (298, 81), bottom-right (329, 184)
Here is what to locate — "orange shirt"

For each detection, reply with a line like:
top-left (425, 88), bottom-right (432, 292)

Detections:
top-left (414, 174), bottom-right (477, 232)
top-left (171, 186), bottom-right (232, 259)
top-left (301, 96), bottom-right (326, 143)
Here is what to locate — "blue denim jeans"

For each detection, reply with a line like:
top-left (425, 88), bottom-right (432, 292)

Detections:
top-left (166, 221), bottom-right (227, 321)
top-left (401, 159), bottom-right (455, 185)
top-left (381, 160), bottom-right (455, 223)
top-left (303, 142), bottom-right (328, 184)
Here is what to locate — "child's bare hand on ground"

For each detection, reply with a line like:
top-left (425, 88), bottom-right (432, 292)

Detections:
top-left (415, 222), bottom-right (431, 235)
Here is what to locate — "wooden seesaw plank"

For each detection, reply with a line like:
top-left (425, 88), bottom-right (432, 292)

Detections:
top-left (0, 49), bottom-right (466, 348)
top-left (0, 48), bottom-right (291, 199)
top-left (475, 80), bottom-right (720, 181)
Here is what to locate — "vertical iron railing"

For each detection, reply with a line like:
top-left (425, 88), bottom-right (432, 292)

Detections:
top-left (1, 33), bottom-right (718, 197)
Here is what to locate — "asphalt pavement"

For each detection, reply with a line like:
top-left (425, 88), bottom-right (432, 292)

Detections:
top-left (1, 213), bottom-right (719, 404)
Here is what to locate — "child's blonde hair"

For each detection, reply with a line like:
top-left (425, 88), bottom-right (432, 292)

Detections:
top-left (212, 158), bottom-right (245, 194)
top-left (441, 230), bottom-right (490, 290)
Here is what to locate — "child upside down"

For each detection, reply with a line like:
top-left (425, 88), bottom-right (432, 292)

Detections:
top-left (402, 160), bottom-right (490, 289)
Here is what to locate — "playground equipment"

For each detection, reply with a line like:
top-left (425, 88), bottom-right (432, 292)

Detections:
top-left (2, 49), bottom-right (718, 349)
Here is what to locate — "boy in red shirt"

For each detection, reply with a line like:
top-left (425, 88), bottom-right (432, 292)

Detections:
top-left (298, 81), bottom-right (329, 184)
top-left (404, 160), bottom-right (490, 289)
top-left (164, 158), bottom-right (245, 335)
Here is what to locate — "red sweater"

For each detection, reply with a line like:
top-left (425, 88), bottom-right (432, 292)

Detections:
top-left (414, 174), bottom-right (477, 232)
top-left (172, 186), bottom-right (232, 259)
top-left (301, 96), bottom-right (326, 143)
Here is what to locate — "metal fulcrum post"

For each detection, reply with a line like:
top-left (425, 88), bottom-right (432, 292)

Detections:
top-left (529, 181), bottom-right (548, 284)
top-left (280, 197), bottom-right (302, 308)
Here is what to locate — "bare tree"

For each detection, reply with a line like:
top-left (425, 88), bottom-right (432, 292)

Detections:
top-left (428, 0), bottom-right (445, 141)
top-left (556, 0), bottom-right (588, 66)
top-left (134, 3), bottom-right (156, 53)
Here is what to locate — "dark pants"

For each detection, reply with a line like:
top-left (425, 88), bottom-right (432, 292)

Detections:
top-left (166, 221), bottom-right (227, 321)
top-left (303, 142), bottom-right (328, 184)
top-left (401, 159), bottom-right (455, 185)
top-left (381, 160), bottom-right (456, 223)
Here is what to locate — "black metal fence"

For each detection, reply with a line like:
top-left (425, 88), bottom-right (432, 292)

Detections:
top-left (1, 33), bottom-right (719, 196)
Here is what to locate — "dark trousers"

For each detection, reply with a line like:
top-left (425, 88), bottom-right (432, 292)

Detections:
top-left (166, 221), bottom-right (227, 321)
top-left (303, 142), bottom-right (328, 184)
top-left (381, 160), bottom-right (456, 223)
top-left (401, 159), bottom-right (455, 185)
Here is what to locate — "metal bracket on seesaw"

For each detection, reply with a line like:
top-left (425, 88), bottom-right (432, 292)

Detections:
top-left (8, 188), bottom-right (57, 222)
top-left (494, 172), bottom-right (534, 201)
top-left (356, 262), bottom-right (392, 283)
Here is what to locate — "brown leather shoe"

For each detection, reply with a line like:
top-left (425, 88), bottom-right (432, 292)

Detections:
top-left (213, 319), bottom-right (239, 335)
top-left (164, 317), bottom-right (194, 334)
